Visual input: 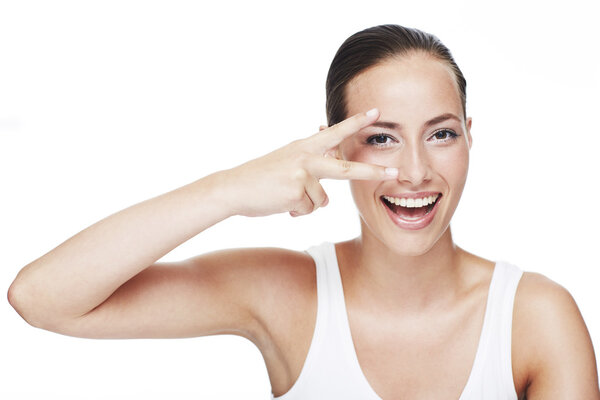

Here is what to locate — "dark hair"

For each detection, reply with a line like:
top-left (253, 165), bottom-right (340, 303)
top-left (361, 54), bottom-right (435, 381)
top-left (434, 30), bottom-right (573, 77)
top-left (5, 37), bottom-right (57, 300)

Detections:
top-left (325, 24), bottom-right (467, 126)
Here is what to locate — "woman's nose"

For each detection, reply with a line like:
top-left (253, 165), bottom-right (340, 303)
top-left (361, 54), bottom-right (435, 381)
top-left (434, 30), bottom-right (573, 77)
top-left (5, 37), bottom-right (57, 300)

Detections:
top-left (395, 144), bottom-right (431, 186)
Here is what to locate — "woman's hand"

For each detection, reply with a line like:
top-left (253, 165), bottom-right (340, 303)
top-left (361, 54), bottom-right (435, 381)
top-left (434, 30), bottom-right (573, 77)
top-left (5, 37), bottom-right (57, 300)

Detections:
top-left (220, 108), bottom-right (399, 217)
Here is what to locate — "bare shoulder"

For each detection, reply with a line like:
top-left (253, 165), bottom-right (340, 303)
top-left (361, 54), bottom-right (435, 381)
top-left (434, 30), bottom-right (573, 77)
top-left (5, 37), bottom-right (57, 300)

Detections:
top-left (185, 246), bottom-right (314, 283)
top-left (187, 246), bottom-right (316, 308)
top-left (512, 271), bottom-right (600, 398)
top-left (195, 246), bottom-right (318, 391)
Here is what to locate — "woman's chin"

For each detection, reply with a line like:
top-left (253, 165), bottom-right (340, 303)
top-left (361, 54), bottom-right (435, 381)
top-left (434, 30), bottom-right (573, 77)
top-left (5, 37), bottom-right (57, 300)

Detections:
top-left (359, 213), bottom-right (452, 257)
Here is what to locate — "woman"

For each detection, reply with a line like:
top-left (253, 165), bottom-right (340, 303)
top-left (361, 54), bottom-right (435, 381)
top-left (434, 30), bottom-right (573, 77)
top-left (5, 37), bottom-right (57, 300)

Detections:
top-left (7, 24), bottom-right (600, 399)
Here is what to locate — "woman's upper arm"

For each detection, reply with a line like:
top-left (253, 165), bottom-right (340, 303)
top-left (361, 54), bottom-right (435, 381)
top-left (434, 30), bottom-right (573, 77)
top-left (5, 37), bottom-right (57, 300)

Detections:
top-left (519, 272), bottom-right (600, 399)
top-left (46, 247), bottom-right (294, 341)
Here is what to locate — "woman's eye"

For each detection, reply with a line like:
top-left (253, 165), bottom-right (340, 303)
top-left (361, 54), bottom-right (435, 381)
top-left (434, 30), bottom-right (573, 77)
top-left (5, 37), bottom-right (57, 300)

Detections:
top-left (366, 134), bottom-right (395, 147)
top-left (429, 129), bottom-right (458, 142)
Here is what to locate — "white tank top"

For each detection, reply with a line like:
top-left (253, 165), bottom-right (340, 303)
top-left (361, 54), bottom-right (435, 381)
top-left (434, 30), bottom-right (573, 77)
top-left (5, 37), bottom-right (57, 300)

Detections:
top-left (271, 242), bottom-right (524, 400)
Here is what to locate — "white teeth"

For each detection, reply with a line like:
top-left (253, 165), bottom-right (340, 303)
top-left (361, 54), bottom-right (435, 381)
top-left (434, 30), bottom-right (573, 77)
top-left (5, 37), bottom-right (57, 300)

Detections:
top-left (383, 194), bottom-right (440, 208)
top-left (423, 195), bottom-right (434, 206)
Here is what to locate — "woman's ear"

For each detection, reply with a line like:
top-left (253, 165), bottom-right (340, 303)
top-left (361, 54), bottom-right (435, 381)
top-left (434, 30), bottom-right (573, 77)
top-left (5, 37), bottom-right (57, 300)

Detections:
top-left (466, 117), bottom-right (473, 149)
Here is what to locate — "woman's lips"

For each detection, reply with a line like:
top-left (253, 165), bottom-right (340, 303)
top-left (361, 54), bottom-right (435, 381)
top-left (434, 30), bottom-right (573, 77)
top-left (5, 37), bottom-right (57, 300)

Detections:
top-left (380, 193), bottom-right (442, 230)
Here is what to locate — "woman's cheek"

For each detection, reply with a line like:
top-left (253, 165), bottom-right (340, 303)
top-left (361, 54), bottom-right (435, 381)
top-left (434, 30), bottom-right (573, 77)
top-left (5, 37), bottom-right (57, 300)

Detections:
top-left (357, 152), bottom-right (391, 164)
top-left (439, 146), bottom-right (470, 184)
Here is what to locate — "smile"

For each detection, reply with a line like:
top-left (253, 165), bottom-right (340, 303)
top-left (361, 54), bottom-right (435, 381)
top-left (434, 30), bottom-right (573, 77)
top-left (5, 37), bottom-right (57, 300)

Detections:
top-left (380, 192), bottom-right (442, 230)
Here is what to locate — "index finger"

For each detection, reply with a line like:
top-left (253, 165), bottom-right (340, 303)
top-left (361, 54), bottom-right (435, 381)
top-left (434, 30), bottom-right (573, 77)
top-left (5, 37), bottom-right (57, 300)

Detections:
top-left (309, 108), bottom-right (380, 151)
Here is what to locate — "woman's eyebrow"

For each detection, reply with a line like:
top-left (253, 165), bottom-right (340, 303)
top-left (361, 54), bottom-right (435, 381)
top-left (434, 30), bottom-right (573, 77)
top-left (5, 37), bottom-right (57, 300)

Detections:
top-left (371, 113), bottom-right (461, 130)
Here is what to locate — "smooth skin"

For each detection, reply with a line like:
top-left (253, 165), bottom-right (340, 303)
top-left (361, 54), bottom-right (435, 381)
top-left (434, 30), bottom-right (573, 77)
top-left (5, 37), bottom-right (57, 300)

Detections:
top-left (8, 53), bottom-right (600, 399)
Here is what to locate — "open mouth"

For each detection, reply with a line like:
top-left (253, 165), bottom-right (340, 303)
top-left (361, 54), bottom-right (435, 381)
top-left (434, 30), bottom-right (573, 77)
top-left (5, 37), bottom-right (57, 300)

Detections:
top-left (380, 193), bottom-right (441, 221)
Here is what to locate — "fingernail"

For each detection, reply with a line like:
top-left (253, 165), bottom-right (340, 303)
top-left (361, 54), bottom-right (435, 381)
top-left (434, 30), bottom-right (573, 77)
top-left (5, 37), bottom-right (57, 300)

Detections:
top-left (366, 108), bottom-right (379, 118)
top-left (385, 167), bottom-right (398, 176)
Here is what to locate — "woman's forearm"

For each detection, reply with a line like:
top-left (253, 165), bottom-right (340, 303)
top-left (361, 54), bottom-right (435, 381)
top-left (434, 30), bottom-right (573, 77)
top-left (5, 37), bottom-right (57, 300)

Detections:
top-left (7, 109), bottom-right (394, 329)
top-left (8, 170), bottom-right (236, 327)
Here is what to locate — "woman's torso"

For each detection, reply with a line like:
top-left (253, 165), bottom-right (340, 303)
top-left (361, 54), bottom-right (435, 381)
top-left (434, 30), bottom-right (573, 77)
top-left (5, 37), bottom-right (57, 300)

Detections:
top-left (251, 240), bottom-right (530, 399)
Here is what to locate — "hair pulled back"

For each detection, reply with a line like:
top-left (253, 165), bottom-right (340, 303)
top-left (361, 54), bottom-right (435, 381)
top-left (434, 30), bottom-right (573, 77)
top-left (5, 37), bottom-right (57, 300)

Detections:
top-left (325, 24), bottom-right (467, 126)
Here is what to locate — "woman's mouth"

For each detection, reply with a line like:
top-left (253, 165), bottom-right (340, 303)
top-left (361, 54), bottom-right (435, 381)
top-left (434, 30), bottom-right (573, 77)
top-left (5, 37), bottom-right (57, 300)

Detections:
top-left (380, 193), bottom-right (442, 230)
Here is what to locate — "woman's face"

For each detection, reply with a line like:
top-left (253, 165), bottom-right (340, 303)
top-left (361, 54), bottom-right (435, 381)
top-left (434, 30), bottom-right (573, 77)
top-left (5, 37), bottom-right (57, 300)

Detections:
top-left (338, 54), bottom-right (472, 256)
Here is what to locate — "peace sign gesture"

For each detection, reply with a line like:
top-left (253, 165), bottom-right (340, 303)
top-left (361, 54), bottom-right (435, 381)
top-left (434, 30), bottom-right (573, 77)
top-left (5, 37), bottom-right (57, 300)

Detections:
top-left (219, 108), bottom-right (399, 218)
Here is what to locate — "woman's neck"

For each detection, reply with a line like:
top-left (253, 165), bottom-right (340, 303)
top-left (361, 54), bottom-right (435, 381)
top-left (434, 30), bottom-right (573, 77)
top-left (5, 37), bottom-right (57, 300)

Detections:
top-left (339, 225), bottom-right (467, 315)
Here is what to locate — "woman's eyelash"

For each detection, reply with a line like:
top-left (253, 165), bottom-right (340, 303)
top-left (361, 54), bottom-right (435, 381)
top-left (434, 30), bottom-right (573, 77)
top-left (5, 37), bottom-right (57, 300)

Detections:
top-left (429, 129), bottom-right (459, 142)
top-left (366, 129), bottom-right (459, 147)
top-left (366, 133), bottom-right (396, 146)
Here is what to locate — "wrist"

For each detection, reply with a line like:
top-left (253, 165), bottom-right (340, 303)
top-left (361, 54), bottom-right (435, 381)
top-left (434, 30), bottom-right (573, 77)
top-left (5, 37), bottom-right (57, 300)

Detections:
top-left (196, 168), bottom-right (243, 218)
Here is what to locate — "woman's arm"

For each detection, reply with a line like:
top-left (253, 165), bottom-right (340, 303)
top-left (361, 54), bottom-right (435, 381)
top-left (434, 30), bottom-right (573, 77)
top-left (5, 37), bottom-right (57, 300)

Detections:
top-left (7, 171), bottom-right (236, 330)
top-left (516, 273), bottom-right (600, 398)
top-left (7, 109), bottom-right (397, 339)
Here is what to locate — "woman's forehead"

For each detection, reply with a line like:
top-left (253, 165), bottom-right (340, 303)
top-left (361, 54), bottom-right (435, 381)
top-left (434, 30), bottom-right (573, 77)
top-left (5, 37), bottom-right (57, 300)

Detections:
top-left (345, 56), bottom-right (463, 123)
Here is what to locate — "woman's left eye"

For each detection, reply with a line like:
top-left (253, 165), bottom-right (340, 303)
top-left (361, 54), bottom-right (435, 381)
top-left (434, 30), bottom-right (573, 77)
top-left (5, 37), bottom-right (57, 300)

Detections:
top-left (429, 129), bottom-right (458, 142)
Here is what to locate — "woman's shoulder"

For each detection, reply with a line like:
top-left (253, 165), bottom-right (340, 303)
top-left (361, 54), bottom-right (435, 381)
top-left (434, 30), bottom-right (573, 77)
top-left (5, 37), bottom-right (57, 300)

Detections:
top-left (211, 246), bottom-right (319, 383)
top-left (513, 269), bottom-right (579, 329)
top-left (189, 245), bottom-right (317, 296)
top-left (207, 244), bottom-right (317, 297)
top-left (188, 244), bottom-right (316, 274)
top-left (511, 269), bottom-right (598, 394)
top-left (247, 245), bottom-right (317, 294)
top-left (181, 245), bottom-right (318, 327)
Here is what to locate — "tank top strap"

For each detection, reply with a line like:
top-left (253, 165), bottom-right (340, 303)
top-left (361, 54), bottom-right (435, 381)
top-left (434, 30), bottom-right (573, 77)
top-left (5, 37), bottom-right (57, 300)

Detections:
top-left (303, 241), bottom-right (335, 352)
top-left (316, 242), bottom-right (383, 397)
top-left (461, 261), bottom-right (523, 399)
top-left (491, 261), bottom-right (524, 395)
top-left (305, 241), bottom-right (367, 370)
top-left (280, 242), bottom-right (333, 392)
top-left (272, 242), bottom-right (381, 399)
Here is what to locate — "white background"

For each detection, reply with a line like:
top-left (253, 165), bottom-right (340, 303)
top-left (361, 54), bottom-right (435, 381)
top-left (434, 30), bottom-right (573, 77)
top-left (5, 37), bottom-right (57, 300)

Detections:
top-left (1, 0), bottom-right (599, 398)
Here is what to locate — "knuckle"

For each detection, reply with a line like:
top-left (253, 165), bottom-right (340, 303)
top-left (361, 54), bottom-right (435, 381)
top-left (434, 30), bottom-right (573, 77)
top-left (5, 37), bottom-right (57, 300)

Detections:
top-left (292, 167), bottom-right (309, 181)
top-left (339, 159), bottom-right (353, 174)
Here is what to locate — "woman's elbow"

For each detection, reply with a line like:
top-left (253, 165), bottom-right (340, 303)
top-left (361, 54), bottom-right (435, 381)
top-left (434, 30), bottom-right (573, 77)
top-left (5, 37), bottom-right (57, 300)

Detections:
top-left (7, 277), bottom-right (52, 330)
